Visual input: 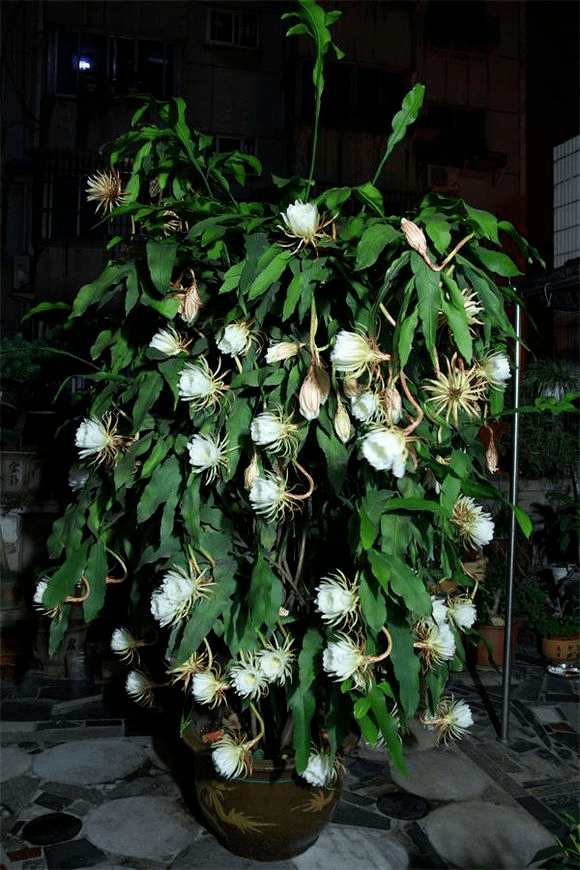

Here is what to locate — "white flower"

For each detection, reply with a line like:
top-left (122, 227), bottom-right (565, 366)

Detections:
top-left (322, 636), bottom-right (367, 682)
top-left (217, 321), bottom-right (253, 357)
top-left (33, 577), bottom-right (50, 612)
top-left (75, 416), bottom-right (118, 464)
top-left (447, 598), bottom-right (477, 631)
top-left (178, 359), bottom-right (228, 411)
top-left (430, 596), bottom-right (448, 626)
top-left (229, 657), bottom-right (268, 700)
top-left (68, 466), bottom-right (89, 491)
top-left (477, 352), bottom-right (511, 388)
top-left (187, 433), bottom-right (229, 482)
top-left (149, 326), bottom-right (189, 356)
top-left (125, 670), bottom-right (155, 705)
top-left (415, 622), bottom-right (456, 667)
top-left (256, 637), bottom-right (294, 685)
top-left (191, 671), bottom-right (229, 707)
top-left (281, 200), bottom-right (319, 241)
top-left (85, 169), bottom-right (128, 214)
top-left (361, 427), bottom-right (408, 478)
top-left (250, 409), bottom-right (299, 456)
top-left (425, 696), bottom-right (474, 744)
top-left (212, 734), bottom-right (251, 779)
top-left (111, 627), bottom-right (136, 657)
top-left (249, 473), bottom-right (288, 522)
top-left (151, 564), bottom-right (213, 627)
top-left (315, 571), bottom-right (359, 627)
top-left (451, 495), bottom-right (495, 549)
top-left (351, 391), bottom-right (380, 422)
top-left (331, 329), bottom-right (390, 379)
top-left (301, 750), bottom-right (337, 787)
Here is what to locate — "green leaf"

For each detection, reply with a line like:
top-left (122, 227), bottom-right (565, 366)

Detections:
top-left (354, 182), bottom-right (384, 217)
top-left (440, 273), bottom-right (472, 362)
top-left (411, 252), bottom-right (441, 356)
top-left (372, 83), bottom-right (425, 184)
top-left (224, 398), bottom-right (253, 479)
top-left (72, 264), bottom-right (133, 318)
top-left (146, 240), bottom-right (177, 294)
top-left (82, 540), bottom-right (107, 624)
top-left (359, 574), bottom-right (387, 634)
top-left (368, 550), bottom-right (431, 615)
top-left (20, 301), bottom-right (71, 323)
top-left (367, 684), bottom-right (406, 775)
top-left (355, 223), bottom-right (398, 270)
top-left (396, 304), bottom-right (419, 368)
top-left (422, 215), bottom-right (451, 256)
top-left (388, 618), bottom-right (421, 718)
top-left (464, 203), bottom-right (499, 244)
top-left (473, 246), bottom-right (522, 277)
top-left (248, 553), bottom-right (282, 633)
top-left (137, 453), bottom-right (182, 524)
top-left (247, 249), bottom-right (291, 300)
top-left (132, 370), bottom-right (163, 430)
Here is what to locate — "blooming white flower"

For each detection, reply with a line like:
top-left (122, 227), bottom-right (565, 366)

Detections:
top-left (301, 750), bottom-right (337, 787)
top-left (111, 627), bottom-right (140, 662)
top-left (265, 341), bottom-right (302, 363)
top-left (149, 326), bottom-right (189, 356)
top-left (350, 391), bottom-right (380, 423)
top-left (331, 330), bottom-right (390, 380)
top-left (85, 169), bottom-right (128, 214)
top-left (415, 621), bottom-right (456, 667)
top-left (430, 596), bottom-right (448, 626)
top-left (191, 671), bottom-right (230, 707)
top-left (125, 670), bottom-right (155, 705)
top-left (187, 433), bottom-right (229, 482)
top-left (361, 427), bottom-right (408, 478)
top-left (256, 636), bottom-right (294, 685)
top-left (217, 321), bottom-right (254, 357)
top-left (150, 564), bottom-right (213, 627)
top-left (424, 696), bottom-right (474, 744)
top-left (447, 598), bottom-right (477, 631)
top-left (322, 636), bottom-right (367, 682)
top-left (250, 409), bottom-right (299, 456)
top-left (315, 571), bottom-right (359, 628)
top-left (451, 495), bottom-right (495, 549)
top-left (477, 352), bottom-right (511, 388)
top-left (281, 200), bottom-right (319, 242)
top-left (178, 359), bottom-right (228, 411)
top-left (229, 656), bottom-right (268, 700)
top-left (212, 734), bottom-right (251, 779)
top-left (68, 466), bottom-right (90, 491)
top-left (249, 473), bottom-right (289, 522)
top-left (75, 416), bottom-right (118, 464)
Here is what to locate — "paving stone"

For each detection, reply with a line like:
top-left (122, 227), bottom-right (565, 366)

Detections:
top-left (33, 792), bottom-right (71, 811)
top-left (332, 802), bottom-right (390, 830)
top-left (32, 739), bottom-right (149, 785)
top-left (85, 796), bottom-right (199, 862)
top-left (376, 792), bottom-right (430, 820)
top-left (1, 746), bottom-right (32, 781)
top-left (22, 812), bottom-right (82, 845)
top-left (171, 833), bottom-right (295, 869)
top-left (1, 774), bottom-right (40, 813)
top-left (292, 825), bottom-right (409, 870)
top-left (44, 837), bottom-right (107, 869)
top-left (1, 700), bottom-right (53, 722)
top-left (390, 747), bottom-right (491, 801)
top-left (420, 800), bottom-right (554, 869)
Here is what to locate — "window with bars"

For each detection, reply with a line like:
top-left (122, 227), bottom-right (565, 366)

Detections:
top-left (207, 9), bottom-right (259, 48)
top-left (49, 32), bottom-right (174, 99)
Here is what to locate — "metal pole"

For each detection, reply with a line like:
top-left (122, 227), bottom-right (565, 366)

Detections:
top-left (500, 299), bottom-right (522, 742)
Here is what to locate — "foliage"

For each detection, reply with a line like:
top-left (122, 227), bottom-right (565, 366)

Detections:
top-left (37, 0), bottom-right (539, 782)
top-left (521, 569), bottom-right (579, 639)
top-left (534, 813), bottom-right (580, 869)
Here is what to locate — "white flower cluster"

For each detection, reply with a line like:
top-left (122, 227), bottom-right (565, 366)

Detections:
top-left (150, 564), bottom-right (212, 627)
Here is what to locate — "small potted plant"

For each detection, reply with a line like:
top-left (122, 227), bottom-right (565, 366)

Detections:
top-left (33, 0), bottom-right (540, 859)
top-left (522, 571), bottom-right (579, 667)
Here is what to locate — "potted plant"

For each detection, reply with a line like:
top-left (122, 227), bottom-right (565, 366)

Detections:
top-left (34, 0), bottom-right (540, 859)
top-left (522, 567), bottom-right (579, 666)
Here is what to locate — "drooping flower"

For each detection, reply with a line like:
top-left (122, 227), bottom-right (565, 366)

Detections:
top-left (150, 563), bottom-right (214, 627)
top-left (250, 408), bottom-right (300, 457)
top-left (430, 596), bottom-right (448, 626)
top-left (248, 473), bottom-right (290, 523)
top-left (330, 329), bottom-right (390, 380)
top-left (476, 352), bottom-right (511, 389)
top-left (315, 571), bottom-right (359, 628)
top-left (191, 670), bottom-right (230, 707)
top-left (322, 635), bottom-right (367, 683)
top-left (149, 326), bottom-right (190, 356)
top-left (125, 670), bottom-right (156, 706)
top-left (460, 287), bottom-right (484, 327)
top-left (451, 495), bottom-right (495, 549)
top-left (350, 391), bottom-right (380, 423)
top-left (361, 427), bottom-right (408, 478)
top-left (229, 655), bottom-right (268, 700)
top-left (75, 415), bottom-right (124, 466)
top-left (301, 749), bottom-right (338, 787)
top-left (265, 341), bottom-right (302, 363)
top-left (178, 358), bottom-right (228, 411)
top-left (217, 321), bottom-right (255, 357)
top-left (298, 363), bottom-right (330, 420)
top-left (111, 627), bottom-right (144, 664)
top-left (447, 597), bottom-right (477, 631)
top-left (187, 433), bottom-right (230, 482)
top-left (424, 354), bottom-right (484, 426)
top-left (212, 733), bottom-right (252, 779)
top-left (414, 621), bottom-right (456, 668)
top-left (422, 696), bottom-right (474, 744)
top-left (170, 268), bottom-right (202, 325)
top-left (256, 636), bottom-right (294, 685)
top-left (85, 169), bottom-right (128, 214)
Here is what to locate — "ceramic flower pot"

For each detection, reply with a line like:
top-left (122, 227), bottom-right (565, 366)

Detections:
top-left (181, 724), bottom-right (342, 861)
top-left (473, 620), bottom-right (524, 669)
top-left (541, 634), bottom-right (580, 663)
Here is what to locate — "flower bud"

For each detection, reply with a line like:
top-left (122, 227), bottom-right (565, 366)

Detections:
top-left (381, 383), bottom-right (402, 423)
top-left (401, 218), bottom-right (429, 259)
top-left (298, 364), bottom-right (330, 421)
top-left (243, 451), bottom-right (260, 491)
top-left (265, 341), bottom-right (302, 363)
top-left (342, 378), bottom-right (360, 399)
top-left (333, 397), bottom-right (351, 443)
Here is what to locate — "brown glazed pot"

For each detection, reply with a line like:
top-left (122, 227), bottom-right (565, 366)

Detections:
top-left (181, 724), bottom-right (342, 861)
top-left (541, 634), bottom-right (580, 663)
top-left (473, 619), bottom-right (525, 669)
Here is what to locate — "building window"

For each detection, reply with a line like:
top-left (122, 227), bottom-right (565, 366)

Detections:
top-left (214, 136), bottom-right (256, 156)
top-left (50, 32), bottom-right (174, 99)
top-left (207, 9), bottom-right (259, 48)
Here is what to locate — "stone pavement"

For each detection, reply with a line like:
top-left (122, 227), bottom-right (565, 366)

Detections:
top-left (1, 651), bottom-right (578, 870)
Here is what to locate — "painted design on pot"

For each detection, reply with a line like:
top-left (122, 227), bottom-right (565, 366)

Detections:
top-left (293, 787), bottom-right (341, 814)
top-left (200, 781), bottom-right (274, 834)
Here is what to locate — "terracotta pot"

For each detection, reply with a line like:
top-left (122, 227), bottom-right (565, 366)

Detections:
top-left (541, 634), bottom-right (580, 663)
top-left (181, 724), bottom-right (342, 861)
top-left (473, 619), bottom-right (524, 669)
